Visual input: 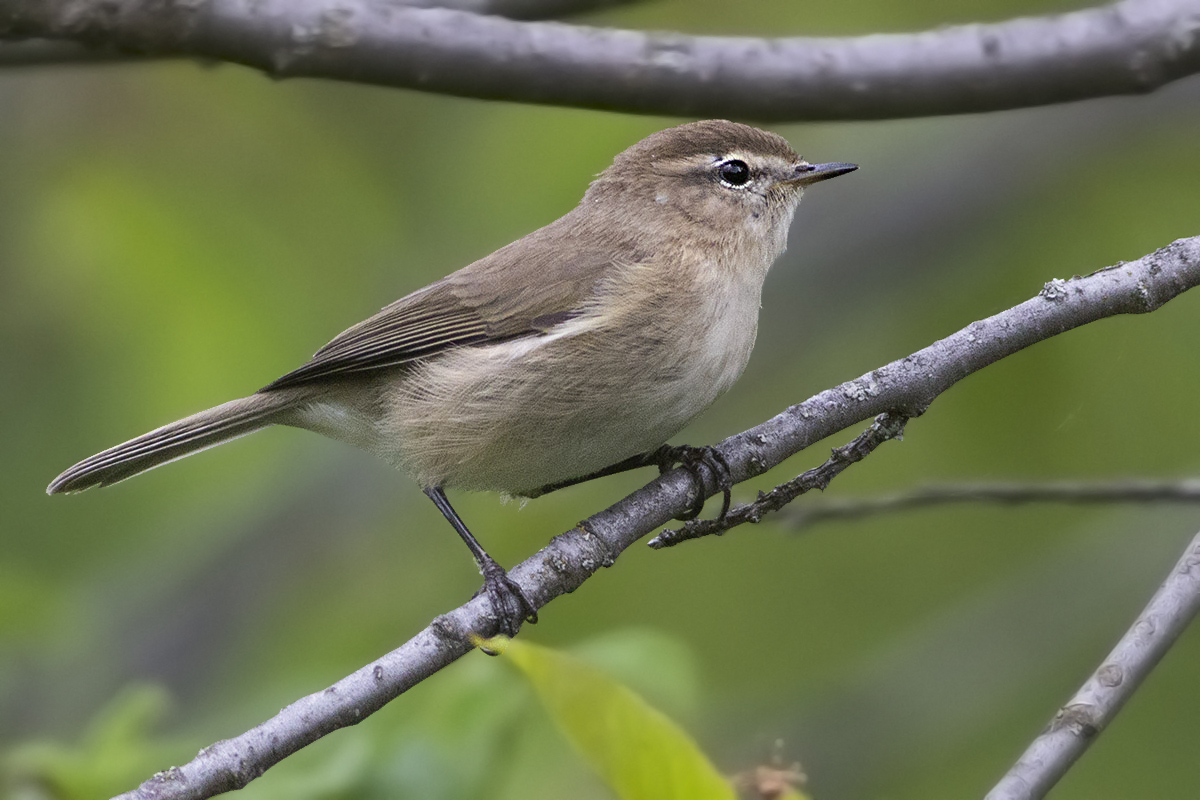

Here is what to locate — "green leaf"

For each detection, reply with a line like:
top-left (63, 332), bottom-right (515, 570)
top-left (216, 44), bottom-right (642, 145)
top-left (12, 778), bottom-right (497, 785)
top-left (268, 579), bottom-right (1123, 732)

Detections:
top-left (502, 638), bottom-right (737, 800)
top-left (2, 685), bottom-right (182, 800)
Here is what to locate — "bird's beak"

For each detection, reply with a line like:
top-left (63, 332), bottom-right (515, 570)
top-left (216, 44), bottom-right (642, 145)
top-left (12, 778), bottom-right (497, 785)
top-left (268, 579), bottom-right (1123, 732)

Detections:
top-left (787, 161), bottom-right (858, 186)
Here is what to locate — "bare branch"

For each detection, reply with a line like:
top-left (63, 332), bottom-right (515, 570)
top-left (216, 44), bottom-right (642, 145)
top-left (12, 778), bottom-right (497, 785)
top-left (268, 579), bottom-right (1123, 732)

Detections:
top-left (0, 0), bottom-right (642, 66)
top-left (648, 412), bottom-right (908, 549)
top-left (781, 478), bottom-right (1200, 530)
top-left (984, 528), bottom-right (1200, 800)
top-left (0, 38), bottom-right (131, 65)
top-left (2, 0), bottom-right (1199, 120)
top-left (412, 0), bottom-right (645, 20)
top-left (109, 235), bottom-right (1200, 800)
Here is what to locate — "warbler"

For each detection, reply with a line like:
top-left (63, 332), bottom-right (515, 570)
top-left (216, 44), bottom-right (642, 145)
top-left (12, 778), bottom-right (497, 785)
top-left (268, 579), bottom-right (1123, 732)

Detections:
top-left (49, 120), bottom-right (856, 634)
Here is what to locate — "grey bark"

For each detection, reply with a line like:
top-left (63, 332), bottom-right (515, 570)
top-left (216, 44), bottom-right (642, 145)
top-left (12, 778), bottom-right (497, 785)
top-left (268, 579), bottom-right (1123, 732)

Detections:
top-left (985, 528), bottom-right (1200, 800)
top-left (108, 236), bottom-right (1200, 800)
top-left (781, 478), bottom-right (1200, 531)
top-left (2, 0), bottom-right (1199, 120)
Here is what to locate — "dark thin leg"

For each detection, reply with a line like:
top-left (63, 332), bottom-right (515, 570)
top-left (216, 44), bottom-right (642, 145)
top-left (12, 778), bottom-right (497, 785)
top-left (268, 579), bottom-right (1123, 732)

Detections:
top-left (530, 444), bottom-right (732, 522)
top-left (527, 449), bottom-right (668, 497)
top-left (424, 487), bottom-right (538, 643)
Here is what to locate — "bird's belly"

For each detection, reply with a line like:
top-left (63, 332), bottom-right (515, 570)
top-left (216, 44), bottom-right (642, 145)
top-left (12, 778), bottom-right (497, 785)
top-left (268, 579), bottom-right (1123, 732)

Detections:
top-left (375, 309), bottom-right (756, 495)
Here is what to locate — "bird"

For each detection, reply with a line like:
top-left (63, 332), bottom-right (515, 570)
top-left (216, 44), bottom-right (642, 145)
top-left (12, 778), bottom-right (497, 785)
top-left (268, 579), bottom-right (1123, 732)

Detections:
top-left (48, 120), bottom-right (856, 637)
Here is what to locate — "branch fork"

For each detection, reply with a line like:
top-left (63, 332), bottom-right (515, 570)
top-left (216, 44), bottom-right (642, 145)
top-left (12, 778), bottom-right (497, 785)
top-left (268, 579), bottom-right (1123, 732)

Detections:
top-left (109, 235), bottom-right (1200, 800)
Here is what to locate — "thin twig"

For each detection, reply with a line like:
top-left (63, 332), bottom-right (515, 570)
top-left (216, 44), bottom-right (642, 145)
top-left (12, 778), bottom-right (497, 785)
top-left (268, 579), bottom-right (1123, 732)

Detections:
top-left (111, 237), bottom-right (1200, 800)
top-left (984, 528), bottom-right (1200, 800)
top-left (648, 412), bottom-right (908, 549)
top-left (784, 478), bottom-right (1200, 531)
top-left (2, 0), bottom-right (1198, 120)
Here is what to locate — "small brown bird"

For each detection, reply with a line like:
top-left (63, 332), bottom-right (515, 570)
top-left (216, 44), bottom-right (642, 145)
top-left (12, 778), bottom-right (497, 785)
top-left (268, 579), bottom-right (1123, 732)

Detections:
top-left (49, 120), bottom-right (856, 635)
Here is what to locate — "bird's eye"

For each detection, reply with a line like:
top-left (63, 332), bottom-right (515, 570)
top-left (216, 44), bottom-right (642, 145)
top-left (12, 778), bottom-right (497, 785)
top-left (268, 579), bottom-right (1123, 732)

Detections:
top-left (717, 159), bottom-right (751, 187)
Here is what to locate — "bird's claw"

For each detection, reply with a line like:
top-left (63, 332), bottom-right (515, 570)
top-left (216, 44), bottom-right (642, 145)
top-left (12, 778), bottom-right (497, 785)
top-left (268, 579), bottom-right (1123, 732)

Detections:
top-left (657, 444), bottom-right (733, 521)
top-left (475, 560), bottom-right (538, 654)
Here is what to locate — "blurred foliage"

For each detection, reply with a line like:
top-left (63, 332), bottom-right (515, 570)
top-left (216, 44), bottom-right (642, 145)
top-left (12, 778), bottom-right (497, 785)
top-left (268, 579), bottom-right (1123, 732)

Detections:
top-left (1, 632), bottom-right (705, 800)
top-left (2, 687), bottom-right (179, 800)
top-left (2, 0), bottom-right (1200, 799)
top-left (503, 636), bottom-right (737, 800)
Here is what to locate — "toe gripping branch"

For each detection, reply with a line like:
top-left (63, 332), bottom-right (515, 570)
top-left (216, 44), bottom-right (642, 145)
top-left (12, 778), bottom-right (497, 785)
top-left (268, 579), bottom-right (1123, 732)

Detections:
top-left (424, 487), bottom-right (538, 649)
top-left (655, 444), bottom-right (733, 521)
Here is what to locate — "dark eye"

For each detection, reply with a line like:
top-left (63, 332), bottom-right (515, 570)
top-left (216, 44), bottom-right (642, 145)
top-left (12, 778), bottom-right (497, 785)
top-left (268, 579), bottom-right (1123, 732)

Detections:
top-left (717, 159), bottom-right (751, 187)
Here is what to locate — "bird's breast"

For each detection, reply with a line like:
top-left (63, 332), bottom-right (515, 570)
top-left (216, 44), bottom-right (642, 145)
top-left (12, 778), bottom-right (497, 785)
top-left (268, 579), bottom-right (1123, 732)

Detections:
top-left (372, 258), bottom-right (765, 495)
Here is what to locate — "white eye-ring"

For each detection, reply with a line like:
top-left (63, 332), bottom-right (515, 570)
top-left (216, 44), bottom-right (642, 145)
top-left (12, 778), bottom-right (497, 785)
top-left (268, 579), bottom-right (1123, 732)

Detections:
top-left (717, 159), bottom-right (752, 188)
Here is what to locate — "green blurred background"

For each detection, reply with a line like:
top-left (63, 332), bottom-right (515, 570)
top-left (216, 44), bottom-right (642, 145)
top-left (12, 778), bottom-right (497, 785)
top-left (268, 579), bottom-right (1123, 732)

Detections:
top-left (3, 0), bottom-right (1200, 797)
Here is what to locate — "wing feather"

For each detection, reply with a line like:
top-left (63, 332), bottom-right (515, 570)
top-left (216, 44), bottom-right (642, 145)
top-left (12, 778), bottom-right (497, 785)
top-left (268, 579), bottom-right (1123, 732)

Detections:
top-left (262, 290), bottom-right (489, 389)
top-left (262, 212), bottom-right (625, 392)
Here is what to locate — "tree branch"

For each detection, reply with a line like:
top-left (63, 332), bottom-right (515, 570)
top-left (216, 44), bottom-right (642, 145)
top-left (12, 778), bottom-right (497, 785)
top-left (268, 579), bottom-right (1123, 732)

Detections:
top-left (984, 527), bottom-right (1200, 800)
top-left (0, 0), bottom-right (641, 67)
top-left (0, 38), bottom-right (130, 65)
top-left (108, 235), bottom-right (1200, 800)
top-left (413, 0), bottom-right (644, 20)
top-left (781, 478), bottom-right (1200, 531)
top-left (648, 412), bottom-right (908, 549)
top-left (2, 0), bottom-right (1199, 120)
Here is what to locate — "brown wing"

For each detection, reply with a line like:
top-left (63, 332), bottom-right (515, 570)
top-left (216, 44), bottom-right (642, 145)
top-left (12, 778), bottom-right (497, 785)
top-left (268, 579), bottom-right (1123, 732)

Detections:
top-left (262, 214), bottom-right (619, 391)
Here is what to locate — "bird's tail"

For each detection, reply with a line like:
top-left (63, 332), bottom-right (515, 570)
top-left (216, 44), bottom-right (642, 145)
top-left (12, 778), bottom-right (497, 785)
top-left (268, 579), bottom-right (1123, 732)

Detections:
top-left (47, 392), bottom-right (297, 495)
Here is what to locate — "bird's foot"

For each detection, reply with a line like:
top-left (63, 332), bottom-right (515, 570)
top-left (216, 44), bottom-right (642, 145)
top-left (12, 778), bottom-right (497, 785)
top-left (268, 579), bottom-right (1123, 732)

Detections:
top-left (475, 558), bottom-right (538, 654)
top-left (656, 444), bottom-right (733, 521)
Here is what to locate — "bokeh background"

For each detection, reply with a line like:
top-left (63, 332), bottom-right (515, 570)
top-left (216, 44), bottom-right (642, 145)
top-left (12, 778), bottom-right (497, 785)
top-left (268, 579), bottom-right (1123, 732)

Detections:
top-left (3, 0), bottom-right (1200, 797)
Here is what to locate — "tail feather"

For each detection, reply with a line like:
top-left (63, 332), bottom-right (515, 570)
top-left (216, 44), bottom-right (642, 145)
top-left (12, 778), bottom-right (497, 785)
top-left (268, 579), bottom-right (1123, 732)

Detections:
top-left (48, 393), bottom-right (295, 495)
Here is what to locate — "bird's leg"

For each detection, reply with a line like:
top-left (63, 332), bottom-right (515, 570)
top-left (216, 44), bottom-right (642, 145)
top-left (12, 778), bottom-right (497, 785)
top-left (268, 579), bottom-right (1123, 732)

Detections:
top-left (654, 445), bottom-right (733, 521)
top-left (529, 444), bottom-right (733, 522)
top-left (527, 450), bottom-right (667, 497)
top-left (424, 487), bottom-right (538, 646)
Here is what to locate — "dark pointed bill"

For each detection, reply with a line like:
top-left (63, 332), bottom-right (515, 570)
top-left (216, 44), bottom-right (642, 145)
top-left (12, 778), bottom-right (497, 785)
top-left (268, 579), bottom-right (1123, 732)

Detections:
top-left (789, 161), bottom-right (858, 186)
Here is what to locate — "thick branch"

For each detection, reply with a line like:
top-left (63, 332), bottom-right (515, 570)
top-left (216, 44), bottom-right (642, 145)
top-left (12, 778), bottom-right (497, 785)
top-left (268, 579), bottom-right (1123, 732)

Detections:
top-left (0, 0), bottom-right (640, 66)
top-left (110, 235), bottom-right (1200, 800)
top-left (0, 38), bottom-right (129, 65)
top-left (985, 528), bottom-right (1200, 800)
top-left (2, 0), bottom-right (1199, 120)
top-left (413, 0), bottom-right (643, 19)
